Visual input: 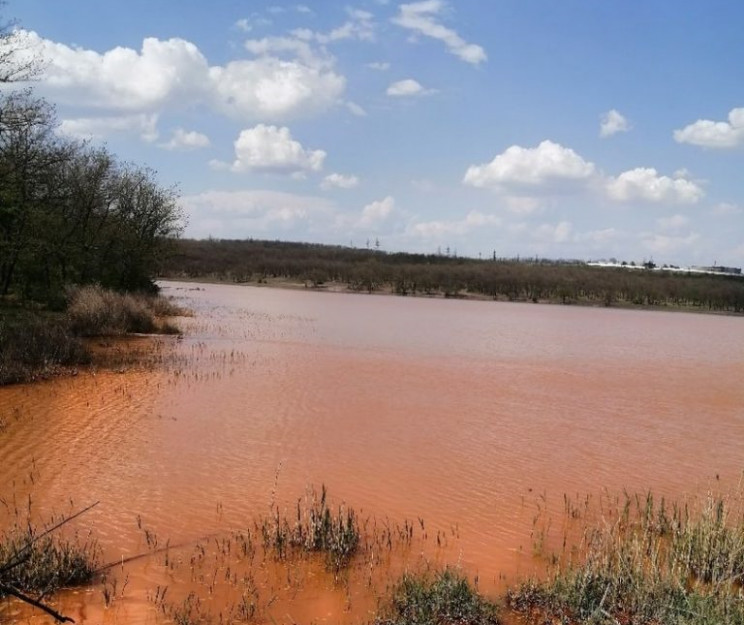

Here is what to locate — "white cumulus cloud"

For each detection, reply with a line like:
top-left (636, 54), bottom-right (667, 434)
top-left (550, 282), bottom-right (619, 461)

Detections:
top-left (321, 173), bottom-right (359, 189)
top-left (10, 31), bottom-right (346, 123)
top-left (606, 168), bottom-right (703, 204)
top-left (600, 109), bottom-right (630, 138)
top-left (159, 128), bottom-right (210, 151)
top-left (674, 107), bottom-right (744, 148)
top-left (392, 0), bottom-right (486, 65)
top-left (386, 78), bottom-right (434, 97)
top-left (209, 57), bottom-right (345, 121)
top-left (463, 140), bottom-right (596, 192)
top-left (225, 125), bottom-right (326, 174)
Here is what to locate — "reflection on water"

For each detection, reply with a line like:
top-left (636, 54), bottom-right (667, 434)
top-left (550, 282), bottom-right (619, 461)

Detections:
top-left (1, 281), bottom-right (743, 623)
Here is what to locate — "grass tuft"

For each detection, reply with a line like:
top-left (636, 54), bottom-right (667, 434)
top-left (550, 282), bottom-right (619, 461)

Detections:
top-left (373, 568), bottom-right (500, 625)
top-left (260, 485), bottom-right (361, 571)
top-left (0, 517), bottom-right (99, 598)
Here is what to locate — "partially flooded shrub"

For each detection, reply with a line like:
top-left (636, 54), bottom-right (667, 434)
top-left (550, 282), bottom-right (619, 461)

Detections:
top-left (374, 568), bottom-right (500, 625)
top-left (0, 315), bottom-right (90, 385)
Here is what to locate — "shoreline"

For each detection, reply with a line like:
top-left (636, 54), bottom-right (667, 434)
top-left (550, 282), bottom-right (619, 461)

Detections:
top-left (159, 274), bottom-right (744, 318)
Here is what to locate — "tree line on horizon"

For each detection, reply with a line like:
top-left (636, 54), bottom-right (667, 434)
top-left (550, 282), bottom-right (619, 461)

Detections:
top-left (161, 238), bottom-right (744, 313)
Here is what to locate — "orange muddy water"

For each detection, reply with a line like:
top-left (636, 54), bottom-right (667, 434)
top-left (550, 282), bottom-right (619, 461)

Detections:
top-left (1, 281), bottom-right (743, 624)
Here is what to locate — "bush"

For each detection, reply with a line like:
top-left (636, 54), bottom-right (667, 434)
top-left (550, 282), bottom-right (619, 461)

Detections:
top-left (0, 314), bottom-right (90, 385)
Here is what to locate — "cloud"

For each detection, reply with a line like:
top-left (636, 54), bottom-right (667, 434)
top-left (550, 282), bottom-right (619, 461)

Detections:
top-left (291, 8), bottom-right (374, 44)
top-left (12, 31), bottom-right (345, 122)
top-left (410, 210), bottom-right (501, 238)
top-left (600, 109), bottom-right (630, 138)
top-left (159, 128), bottom-right (210, 151)
top-left (674, 107), bottom-right (744, 148)
top-left (321, 173), bottom-right (359, 189)
top-left (392, 0), bottom-right (486, 65)
top-left (386, 78), bottom-right (435, 97)
top-left (212, 56), bottom-right (345, 120)
top-left (367, 61), bottom-right (390, 70)
top-left (223, 124), bottom-right (326, 174)
top-left (182, 189), bottom-right (335, 239)
top-left (606, 168), bottom-right (703, 203)
top-left (463, 140), bottom-right (596, 192)
top-left (58, 113), bottom-right (159, 142)
top-left (359, 196), bottom-right (395, 226)
top-left (504, 196), bottom-right (542, 214)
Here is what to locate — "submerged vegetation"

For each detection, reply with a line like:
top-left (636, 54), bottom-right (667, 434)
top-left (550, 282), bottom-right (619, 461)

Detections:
top-left (162, 238), bottom-right (744, 313)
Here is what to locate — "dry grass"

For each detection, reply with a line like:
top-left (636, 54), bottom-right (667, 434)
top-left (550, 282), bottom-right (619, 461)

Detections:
top-left (66, 285), bottom-right (183, 336)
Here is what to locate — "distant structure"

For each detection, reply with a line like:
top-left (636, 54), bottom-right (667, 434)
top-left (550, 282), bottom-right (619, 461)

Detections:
top-left (587, 260), bottom-right (743, 277)
top-left (690, 265), bottom-right (742, 275)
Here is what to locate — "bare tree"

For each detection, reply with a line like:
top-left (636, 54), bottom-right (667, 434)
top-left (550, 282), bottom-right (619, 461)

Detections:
top-left (0, 3), bottom-right (41, 83)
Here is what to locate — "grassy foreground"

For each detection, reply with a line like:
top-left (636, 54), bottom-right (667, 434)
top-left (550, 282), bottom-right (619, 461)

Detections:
top-left (0, 285), bottom-right (183, 386)
top-left (3, 489), bottom-right (743, 624)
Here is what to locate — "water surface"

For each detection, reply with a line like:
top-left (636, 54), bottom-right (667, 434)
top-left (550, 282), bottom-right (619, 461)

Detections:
top-left (1, 281), bottom-right (742, 623)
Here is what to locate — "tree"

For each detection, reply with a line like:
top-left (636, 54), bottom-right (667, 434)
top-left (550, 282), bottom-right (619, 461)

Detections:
top-left (0, 90), bottom-right (184, 303)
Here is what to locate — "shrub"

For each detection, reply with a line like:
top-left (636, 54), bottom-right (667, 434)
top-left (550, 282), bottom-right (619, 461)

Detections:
top-left (0, 314), bottom-right (90, 385)
top-left (374, 568), bottom-right (500, 625)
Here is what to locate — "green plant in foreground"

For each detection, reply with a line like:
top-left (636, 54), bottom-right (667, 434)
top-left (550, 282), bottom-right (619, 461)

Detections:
top-left (261, 485), bottom-right (361, 571)
top-left (373, 568), bottom-right (500, 625)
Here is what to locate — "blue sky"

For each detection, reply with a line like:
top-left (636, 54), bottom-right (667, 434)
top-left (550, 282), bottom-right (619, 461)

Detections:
top-left (5, 0), bottom-right (744, 265)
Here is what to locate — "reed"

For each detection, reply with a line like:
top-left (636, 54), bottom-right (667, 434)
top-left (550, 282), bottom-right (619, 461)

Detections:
top-left (508, 491), bottom-right (744, 624)
top-left (260, 485), bottom-right (361, 571)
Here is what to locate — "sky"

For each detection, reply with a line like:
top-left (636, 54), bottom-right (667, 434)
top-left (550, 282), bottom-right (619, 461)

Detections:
top-left (4, 0), bottom-right (744, 266)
